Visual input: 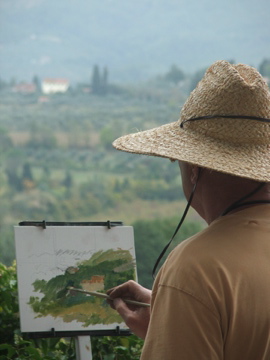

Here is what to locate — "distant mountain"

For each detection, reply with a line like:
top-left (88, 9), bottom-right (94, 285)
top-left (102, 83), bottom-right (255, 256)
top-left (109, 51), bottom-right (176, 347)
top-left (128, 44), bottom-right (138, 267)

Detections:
top-left (0, 0), bottom-right (269, 83)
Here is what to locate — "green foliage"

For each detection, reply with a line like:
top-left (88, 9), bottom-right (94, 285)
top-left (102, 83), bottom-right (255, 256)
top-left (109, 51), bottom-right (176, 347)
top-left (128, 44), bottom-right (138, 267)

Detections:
top-left (164, 64), bottom-right (185, 85)
top-left (32, 75), bottom-right (41, 93)
top-left (62, 170), bottom-right (73, 188)
top-left (134, 217), bottom-right (204, 288)
top-left (0, 126), bottom-right (12, 153)
top-left (0, 262), bottom-right (19, 344)
top-left (99, 125), bottom-right (118, 150)
top-left (27, 124), bottom-right (57, 149)
top-left (0, 226), bottom-right (15, 266)
top-left (189, 67), bottom-right (208, 92)
top-left (22, 163), bottom-right (33, 181)
top-left (91, 65), bottom-right (109, 96)
top-left (91, 65), bottom-right (100, 94)
top-left (0, 336), bottom-right (76, 360)
top-left (259, 58), bottom-right (270, 79)
top-left (92, 335), bottom-right (143, 359)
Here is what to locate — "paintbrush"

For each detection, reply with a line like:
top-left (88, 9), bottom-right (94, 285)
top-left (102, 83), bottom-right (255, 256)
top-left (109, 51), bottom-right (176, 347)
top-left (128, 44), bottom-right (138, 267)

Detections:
top-left (67, 286), bottom-right (150, 308)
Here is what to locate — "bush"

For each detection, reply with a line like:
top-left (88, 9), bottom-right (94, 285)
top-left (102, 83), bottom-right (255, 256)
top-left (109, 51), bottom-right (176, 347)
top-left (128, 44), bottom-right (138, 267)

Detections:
top-left (133, 218), bottom-right (204, 288)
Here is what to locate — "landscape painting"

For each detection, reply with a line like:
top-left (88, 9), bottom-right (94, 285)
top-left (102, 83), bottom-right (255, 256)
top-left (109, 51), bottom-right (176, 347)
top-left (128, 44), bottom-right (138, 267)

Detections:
top-left (14, 225), bottom-right (136, 333)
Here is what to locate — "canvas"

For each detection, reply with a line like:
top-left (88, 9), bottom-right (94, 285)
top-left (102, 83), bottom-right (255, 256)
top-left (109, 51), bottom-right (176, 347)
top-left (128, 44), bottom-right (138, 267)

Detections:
top-left (14, 224), bottom-right (137, 333)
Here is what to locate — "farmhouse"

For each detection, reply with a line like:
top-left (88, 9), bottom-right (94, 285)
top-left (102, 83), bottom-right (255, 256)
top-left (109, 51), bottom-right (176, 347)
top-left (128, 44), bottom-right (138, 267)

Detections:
top-left (81, 275), bottom-right (105, 292)
top-left (41, 78), bottom-right (69, 94)
top-left (12, 83), bottom-right (36, 94)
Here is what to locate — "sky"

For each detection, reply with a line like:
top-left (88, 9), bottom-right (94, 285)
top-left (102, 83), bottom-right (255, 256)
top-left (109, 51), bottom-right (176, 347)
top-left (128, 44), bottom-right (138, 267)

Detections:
top-left (0, 0), bottom-right (269, 82)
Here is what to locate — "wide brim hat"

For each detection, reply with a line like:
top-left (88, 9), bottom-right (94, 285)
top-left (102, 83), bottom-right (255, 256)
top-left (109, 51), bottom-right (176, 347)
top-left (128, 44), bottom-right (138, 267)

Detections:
top-left (113, 60), bottom-right (270, 182)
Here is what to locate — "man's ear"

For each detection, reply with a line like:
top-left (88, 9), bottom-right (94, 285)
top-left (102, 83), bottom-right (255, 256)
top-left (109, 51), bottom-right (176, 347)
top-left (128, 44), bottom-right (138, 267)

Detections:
top-left (190, 166), bottom-right (200, 185)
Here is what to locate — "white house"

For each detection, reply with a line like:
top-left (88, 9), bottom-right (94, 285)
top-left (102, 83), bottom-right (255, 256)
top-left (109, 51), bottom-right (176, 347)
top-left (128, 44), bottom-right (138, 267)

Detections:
top-left (41, 78), bottom-right (69, 94)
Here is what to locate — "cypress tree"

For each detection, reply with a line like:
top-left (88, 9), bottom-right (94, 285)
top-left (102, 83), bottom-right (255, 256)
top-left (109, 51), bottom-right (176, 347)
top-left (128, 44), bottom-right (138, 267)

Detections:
top-left (101, 66), bottom-right (108, 95)
top-left (91, 65), bottom-right (101, 95)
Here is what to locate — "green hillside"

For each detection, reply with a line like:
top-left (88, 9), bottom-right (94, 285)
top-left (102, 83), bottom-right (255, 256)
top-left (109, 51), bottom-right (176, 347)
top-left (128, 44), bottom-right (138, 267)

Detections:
top-left (0, 82), bottom-right (205, 287)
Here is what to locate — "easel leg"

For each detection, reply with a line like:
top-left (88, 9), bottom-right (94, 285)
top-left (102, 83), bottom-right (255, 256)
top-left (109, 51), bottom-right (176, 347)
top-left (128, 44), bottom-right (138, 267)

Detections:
top-left (75, 336), bottom-right (92, 360)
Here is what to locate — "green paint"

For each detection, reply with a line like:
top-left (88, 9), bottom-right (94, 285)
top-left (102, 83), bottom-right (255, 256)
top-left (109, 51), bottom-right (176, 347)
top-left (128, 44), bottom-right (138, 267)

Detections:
top-left (28, 249), bottom-right (136, 326)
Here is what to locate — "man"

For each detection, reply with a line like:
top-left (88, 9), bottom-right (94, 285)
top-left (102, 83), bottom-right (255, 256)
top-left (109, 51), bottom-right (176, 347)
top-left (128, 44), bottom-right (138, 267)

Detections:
top-left (107, 60), bottom-right (270, 359)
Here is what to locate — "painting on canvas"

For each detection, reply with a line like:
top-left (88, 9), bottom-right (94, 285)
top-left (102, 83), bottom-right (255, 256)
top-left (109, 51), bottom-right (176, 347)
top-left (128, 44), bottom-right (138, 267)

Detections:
top-left (14, 224), bottom-right (136, 333)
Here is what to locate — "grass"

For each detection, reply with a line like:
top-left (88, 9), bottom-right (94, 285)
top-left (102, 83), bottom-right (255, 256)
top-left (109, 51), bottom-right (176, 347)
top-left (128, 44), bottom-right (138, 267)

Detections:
top-left (9, 131), bottom-right (100, 148)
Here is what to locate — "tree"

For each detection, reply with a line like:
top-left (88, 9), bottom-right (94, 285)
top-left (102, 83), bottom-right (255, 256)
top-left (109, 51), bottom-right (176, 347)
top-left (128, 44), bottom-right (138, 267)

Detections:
top-left (133, 217), bottom-right (204, 288)
top-left (21, 162), bottom-right (35, 190)
top-left (32, 75), bottom-right (41, 92)
top-left (0, 126), bottom-right (12, 152)
top-left (101, 66), bottom-right (108, 95)
top-left (0, 77), bottom-right (7, 91)
top-left (5, 168), bottom-right (22, 191)
top-left (91, 65), bottom-right (109, 95)
top-left (259, 59), bottom-right (270, 78)
top-left (91, 64), bottom-right (101, 95)
top-left (99, 125), bottom-right (116, 149)
top-left (164, 64), bottom-right (185, 85)
top-left (189, 67), bottom-right (208, 92)
top-left (5, 151), bottom-right (24, 191)
top-left (22, 162), bottom-right (33, 181)
top-left (62, 170), bottom-right (73, 188)
top-left (28, 123), bottom-right (57, 149)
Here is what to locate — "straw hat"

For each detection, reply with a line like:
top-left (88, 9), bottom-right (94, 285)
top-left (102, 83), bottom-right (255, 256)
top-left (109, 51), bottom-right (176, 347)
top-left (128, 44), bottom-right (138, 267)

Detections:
top-left (113, 60), bottom-right (270, 182)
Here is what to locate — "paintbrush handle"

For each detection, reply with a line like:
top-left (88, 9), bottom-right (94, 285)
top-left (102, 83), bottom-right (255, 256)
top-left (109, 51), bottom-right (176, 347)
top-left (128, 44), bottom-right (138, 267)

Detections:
top-left (68, 287), bottom-right (150, 308)
top-left (121, 298), bottom-right (150, 308)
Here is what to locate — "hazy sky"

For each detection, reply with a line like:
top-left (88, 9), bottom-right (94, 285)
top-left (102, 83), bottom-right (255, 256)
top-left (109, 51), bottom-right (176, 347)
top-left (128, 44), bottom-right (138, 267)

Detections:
top-left (0, 0), bottom-right (269, 82)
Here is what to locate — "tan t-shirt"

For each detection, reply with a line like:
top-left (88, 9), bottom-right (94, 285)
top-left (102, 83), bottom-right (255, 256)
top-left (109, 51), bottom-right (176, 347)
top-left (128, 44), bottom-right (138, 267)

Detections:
top-left (141, 205), bottom-right (270, 359)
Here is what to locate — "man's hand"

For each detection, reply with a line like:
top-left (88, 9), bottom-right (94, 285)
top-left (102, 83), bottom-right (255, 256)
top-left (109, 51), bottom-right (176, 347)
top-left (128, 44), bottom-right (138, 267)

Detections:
top-left (107, 280), bottom-right (151, 339)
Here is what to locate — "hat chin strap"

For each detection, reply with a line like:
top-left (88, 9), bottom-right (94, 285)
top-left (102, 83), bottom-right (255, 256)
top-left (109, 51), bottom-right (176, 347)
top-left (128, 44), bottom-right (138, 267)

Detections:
top-left (220, 182), bottom-right (270, 216)
top-left (180, 114), bottom-right (270, 128)
top-left (152, 168), bottom-right (202, 279)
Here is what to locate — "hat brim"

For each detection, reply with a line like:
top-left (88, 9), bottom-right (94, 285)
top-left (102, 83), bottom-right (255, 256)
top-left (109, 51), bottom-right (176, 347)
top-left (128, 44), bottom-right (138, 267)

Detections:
top-left (113, 120), bottom-right (270, 182)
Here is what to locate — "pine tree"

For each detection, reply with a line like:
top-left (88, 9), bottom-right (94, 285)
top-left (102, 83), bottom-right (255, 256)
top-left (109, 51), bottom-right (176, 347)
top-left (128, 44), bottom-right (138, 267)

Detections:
top-left (32, 75), bottom-right (41, 92)
top-left (101, 66), bottom-right (108, 95)
top-left (62, 170), bottom-right (73, 188)
top-left (259, 59), bottom-right (270, 78)
top-left (91, 65), bottom-right (109, 95)
top-left (164, 64), bottom-right (185, 85)
top-left (22, 163), bottom-right (33, 181)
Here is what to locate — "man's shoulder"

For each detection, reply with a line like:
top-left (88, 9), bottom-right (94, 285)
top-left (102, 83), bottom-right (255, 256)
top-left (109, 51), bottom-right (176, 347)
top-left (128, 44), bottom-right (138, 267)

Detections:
top-left (170, 205), bottom-right (270, 261)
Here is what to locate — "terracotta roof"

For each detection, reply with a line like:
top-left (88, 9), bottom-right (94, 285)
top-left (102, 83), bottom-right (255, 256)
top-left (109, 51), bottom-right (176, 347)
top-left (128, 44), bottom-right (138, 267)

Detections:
top-left (43, 78), bottom-right (69, 84)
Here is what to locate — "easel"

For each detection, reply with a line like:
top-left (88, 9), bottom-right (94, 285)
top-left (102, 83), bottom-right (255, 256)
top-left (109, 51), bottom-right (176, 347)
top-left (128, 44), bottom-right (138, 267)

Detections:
top-left (75, 336), bottom-right (92, 360)
top-left (15, 220), bottom-right (133, 360)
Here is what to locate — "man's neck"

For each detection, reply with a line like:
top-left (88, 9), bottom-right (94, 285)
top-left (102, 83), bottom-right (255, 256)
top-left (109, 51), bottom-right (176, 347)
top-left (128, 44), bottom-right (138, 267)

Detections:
top-left (192, 172), bottom-right (270, 225)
